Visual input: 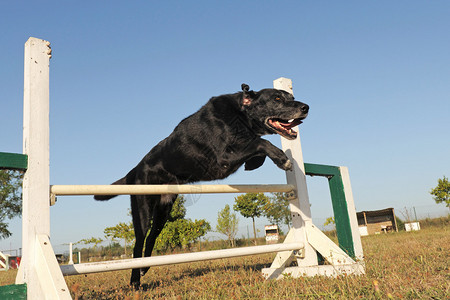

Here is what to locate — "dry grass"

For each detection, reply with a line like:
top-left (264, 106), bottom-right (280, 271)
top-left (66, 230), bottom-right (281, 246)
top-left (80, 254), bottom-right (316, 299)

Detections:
top-left (1, 226), bottom-right (449, 299)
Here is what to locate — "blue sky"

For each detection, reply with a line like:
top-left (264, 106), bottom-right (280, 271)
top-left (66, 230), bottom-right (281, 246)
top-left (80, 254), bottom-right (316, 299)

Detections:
top-left (1, 1), bottom-right (449, 253)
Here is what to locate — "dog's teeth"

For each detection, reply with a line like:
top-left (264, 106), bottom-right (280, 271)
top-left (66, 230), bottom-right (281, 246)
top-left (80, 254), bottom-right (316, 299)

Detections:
top-left (288, 119), bottom-right (294, 123)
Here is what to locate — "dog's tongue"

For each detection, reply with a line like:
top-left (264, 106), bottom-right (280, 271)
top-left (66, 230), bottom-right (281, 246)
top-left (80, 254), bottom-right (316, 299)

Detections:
top-left (278, 119), bottom-right (302, 129)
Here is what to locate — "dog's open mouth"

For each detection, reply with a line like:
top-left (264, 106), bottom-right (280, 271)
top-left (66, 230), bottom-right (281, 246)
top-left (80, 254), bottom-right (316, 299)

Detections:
top-left (267, 118), bottom-right (303, 140)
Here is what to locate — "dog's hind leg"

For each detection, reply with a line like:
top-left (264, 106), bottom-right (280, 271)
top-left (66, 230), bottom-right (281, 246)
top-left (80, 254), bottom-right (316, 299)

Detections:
top-left (138, 194), bottom-right (176, 278)
top-left (129, 195), bottom-right (154, 289)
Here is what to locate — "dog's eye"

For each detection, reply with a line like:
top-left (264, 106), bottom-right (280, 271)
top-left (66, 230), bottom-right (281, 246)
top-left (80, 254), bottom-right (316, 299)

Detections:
top-left (275, 97), bottom-right (281, 101)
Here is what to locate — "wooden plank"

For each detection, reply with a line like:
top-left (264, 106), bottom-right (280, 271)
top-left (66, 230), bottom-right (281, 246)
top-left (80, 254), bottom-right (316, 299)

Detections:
top-left (340, 166), bottom-right (364, 261)
top-left (328, 171), bottom-right (355, 257)
top-left (275, 77), bottom-right (318, 267)
top-left (0, 284), bottom-right (27, 300)
top-left (0, 152), bottom-right (27, 170)
top-left (305, 223), bottom-right (355, 265)
top-left (263, 263), bottom-right (365, 279)
top-left (16, 37), bottom-right (52, 300)
top-left (304, 163), bottom-right (339, 177)
top-left (303, 163), bottom-right (357, 258)
top-left (34, 235), bottom-right (71, 299)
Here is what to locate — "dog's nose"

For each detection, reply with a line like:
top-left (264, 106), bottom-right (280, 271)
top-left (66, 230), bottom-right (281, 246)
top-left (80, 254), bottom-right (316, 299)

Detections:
top-left (301, 104), bottom-right (309, 113)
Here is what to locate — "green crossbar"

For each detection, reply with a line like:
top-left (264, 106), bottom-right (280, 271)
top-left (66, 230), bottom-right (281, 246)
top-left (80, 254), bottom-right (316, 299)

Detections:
top-left (304, 163), bottom-right (355, 258)
top-left (0, 152), bottom-right (28, 171)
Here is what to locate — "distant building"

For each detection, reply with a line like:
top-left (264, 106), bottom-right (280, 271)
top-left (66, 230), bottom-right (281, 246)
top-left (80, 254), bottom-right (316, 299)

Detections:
top-left (357, 208), bottom-right (398, 236)
top-left (405, 221), bottom-right (421, 232)
top-left (265, 225), bottom-right (279, 243)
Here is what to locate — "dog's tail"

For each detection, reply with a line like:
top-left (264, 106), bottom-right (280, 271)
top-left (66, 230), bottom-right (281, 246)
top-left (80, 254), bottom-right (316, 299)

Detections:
top-left (94, 176), bottom-right (127, 201)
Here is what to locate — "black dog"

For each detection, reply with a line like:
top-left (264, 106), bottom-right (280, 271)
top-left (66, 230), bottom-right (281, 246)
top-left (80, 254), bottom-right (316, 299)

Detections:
top-left (95, 84), bottom-right (309, 288)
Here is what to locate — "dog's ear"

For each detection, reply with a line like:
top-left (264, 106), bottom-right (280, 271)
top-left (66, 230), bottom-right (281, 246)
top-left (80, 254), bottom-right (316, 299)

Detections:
top-left (241, 83), bottom-right (254, 107)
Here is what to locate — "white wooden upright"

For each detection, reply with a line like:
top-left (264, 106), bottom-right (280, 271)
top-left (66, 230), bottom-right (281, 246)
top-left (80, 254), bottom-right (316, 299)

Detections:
top-left (262, 78), bottom-right (364, 279)
top-left (261, 78), bottom-right (318, 279)
top-left (276, 78), bottom-right (318, 267)
top-left (16, 37), bottom-right (71, 299)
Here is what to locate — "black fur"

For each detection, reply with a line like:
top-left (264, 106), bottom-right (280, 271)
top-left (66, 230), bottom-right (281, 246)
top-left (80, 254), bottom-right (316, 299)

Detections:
top-left (94, 84), bottom-right (309, 289)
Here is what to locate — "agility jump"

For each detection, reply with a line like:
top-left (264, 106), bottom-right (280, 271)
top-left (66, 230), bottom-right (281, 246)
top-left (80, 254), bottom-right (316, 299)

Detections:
top-left (8, 37), bottom-right (364, 299)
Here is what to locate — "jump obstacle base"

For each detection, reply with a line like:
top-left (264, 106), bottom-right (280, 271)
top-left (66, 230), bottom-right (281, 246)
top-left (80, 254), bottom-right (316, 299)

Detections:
top-left (10, 37), bottom-right (364, 300)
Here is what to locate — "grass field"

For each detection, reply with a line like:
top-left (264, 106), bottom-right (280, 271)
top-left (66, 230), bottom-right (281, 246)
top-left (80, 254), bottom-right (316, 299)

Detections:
top-left (1, 223), bottom-right (449, 299)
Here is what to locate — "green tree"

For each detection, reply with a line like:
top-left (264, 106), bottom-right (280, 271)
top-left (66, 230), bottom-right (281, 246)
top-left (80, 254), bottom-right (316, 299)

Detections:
top-left (104, 222), bottom-right (134, 256)
top-left (216, 204), bottom-right (239, 247)
top-left (155, 218), bottom-right (211, 251)
top-left (264, 193), bottom-right (292, 232)
top-left (324, 217), bottom-right (335, 229)
top-left (395, 216), bottom-right (405, 231)
top-left (153, 195), bottom-right (211, 251)
top-left (0, 170), bottom-right (24, 239)
top-left (430, 176), bottom-right (450, 209)
top-left (168, 194), bottom-right (187, 221)
top-left (103, 196), bottom-right (211, 253)
top-left (77, 237), bottom-right (104, 259)
top-left (234, 193), bottom-right (269, 245)
top-left (78, 237), bottom-right (103, 249)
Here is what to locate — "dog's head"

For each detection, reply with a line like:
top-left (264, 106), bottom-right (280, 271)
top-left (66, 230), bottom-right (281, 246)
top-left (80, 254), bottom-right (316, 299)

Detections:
top-left (240, 84), bottom-right (309, 140)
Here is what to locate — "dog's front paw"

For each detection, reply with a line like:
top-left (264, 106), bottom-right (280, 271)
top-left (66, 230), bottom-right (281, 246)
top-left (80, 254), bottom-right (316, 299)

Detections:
top-left (281, 159), bottom-right (293, 171)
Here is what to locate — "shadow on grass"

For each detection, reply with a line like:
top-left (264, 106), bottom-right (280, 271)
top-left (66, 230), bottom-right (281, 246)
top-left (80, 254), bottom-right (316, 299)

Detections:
top-left (139, 281), bottom-right (162, 291)
top-left (159, 261), bottom-right (269, 282)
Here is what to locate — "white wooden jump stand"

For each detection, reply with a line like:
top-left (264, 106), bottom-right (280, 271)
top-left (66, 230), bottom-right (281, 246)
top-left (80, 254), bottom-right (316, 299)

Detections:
top-left (16, 37), bottom-right (364, 299)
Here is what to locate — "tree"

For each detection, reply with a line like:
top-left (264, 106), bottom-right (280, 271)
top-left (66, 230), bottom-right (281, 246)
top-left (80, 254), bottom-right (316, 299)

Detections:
top-left (0, 170), bottom-right (23, 239)
top-left (430, 176), bottom-right (450, 209)
top-left (155, 218), bottom-right (211, 251)
top-left (234, 193), bottom-right (269, 245)
top-left (102, 195), bottom-right (211, 253)
top-left (78, 237), bottom-right (104, 249)
top-left (395, 216), bottom-right (405, 231)
top-left (168, 194), bottom-right (187, 221)
top-left (153, 195), bottom-right (211, 251)
top-left (104, 222), bottom-right (134, 256)
top-left (264, 193), bottom-right (292, 232)
top-left (77, 237), bottom-right (104, 258)
top-left (216, 204), bottom-right (239, 247)
top-left (324, 217), bottom-right (335, 229)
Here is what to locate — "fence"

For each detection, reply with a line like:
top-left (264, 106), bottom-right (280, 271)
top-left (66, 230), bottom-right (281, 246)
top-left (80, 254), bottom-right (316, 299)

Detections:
top-left (398, 205), bottom-right (449, 221)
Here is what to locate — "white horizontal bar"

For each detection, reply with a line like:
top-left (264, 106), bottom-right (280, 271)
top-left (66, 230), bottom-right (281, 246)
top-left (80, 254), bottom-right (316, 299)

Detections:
top-left (50, 184), bottom-right (295, 196)
top-left (60, 242), bottom-right (304, 276)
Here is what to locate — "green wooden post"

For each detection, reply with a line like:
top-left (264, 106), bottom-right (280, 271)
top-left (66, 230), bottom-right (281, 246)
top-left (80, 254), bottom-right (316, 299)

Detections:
top-left (304, 163), bottom-right (355, 258)
top-left (0, 284), bottom-right (27, 300)
top-left (328, 171), bottom-right (354, 257)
